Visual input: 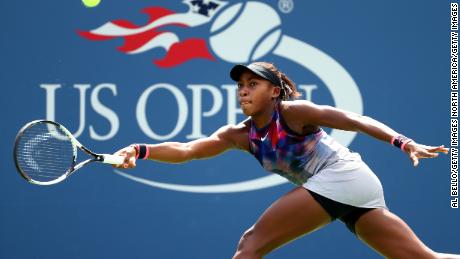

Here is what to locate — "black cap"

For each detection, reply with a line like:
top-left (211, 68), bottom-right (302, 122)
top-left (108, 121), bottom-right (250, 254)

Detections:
top-left (230, 63), bottom-right (281, 86)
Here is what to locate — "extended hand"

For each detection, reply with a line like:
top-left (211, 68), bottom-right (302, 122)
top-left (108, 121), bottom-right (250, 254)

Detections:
top-left (403, 142), bottom-right (449, 167)
top-left (112, 145), bottom-right (137, 169)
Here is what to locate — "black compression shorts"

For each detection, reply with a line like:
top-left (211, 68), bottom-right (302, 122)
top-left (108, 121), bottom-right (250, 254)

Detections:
top-left (307, 189), bottom-right (376, 234)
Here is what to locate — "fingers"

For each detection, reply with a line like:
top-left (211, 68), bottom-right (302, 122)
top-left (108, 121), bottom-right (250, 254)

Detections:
top-left (418, 149), bottom-right (440, 158)
top-left (128, 155), bottom-right (137, 168)
top-left (406, 142), bottom-right (451, 167)
top-left (408, 145), bottom-right (449, 166)
top-left (112, 146), bottom-right (137, 169)
top-left (410, 153), bottom-right (419, 167)
top-left (416, 144), bottom-right (449, 154)
top-left (123, 155), bottom-right (136, 168)
top-left (417, 145), bottom-right (448, 160)
top-left (427, 145), bottom-right (449, 154)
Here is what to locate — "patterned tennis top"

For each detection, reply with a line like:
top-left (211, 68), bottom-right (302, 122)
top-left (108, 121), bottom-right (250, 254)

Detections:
top-left (248, 104), bottom-right (352, 185)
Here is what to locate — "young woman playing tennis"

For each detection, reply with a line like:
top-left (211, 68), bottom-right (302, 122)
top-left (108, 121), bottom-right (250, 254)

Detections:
top-left (114, 62), bottom-right (458, 259)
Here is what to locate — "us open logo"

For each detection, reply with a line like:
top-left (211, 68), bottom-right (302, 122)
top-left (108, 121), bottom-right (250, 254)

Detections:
top-left (79, 0), bottom-right (363, 193)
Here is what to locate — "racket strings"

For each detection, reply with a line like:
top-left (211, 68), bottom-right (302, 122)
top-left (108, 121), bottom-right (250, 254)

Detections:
top-left (15, 123), bottom-right (76, 182)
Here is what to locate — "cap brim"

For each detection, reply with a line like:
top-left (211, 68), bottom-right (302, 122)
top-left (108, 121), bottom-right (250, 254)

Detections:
top-left (230, 63), bottom-right (279, 86)
top-left (230, 64), bottom-right (251, 82)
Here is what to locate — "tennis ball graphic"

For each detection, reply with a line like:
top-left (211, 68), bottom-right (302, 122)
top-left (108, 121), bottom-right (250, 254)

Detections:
top-left (209, 1), bottom-right (282, 63)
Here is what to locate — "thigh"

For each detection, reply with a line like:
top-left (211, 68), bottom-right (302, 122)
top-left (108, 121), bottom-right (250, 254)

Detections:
top-left (355, 208), bottom-right (436, 259)
top-left (244, 187), bottom-right (332, 255)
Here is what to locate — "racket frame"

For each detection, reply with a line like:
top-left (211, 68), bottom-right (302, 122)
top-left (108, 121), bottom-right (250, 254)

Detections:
top-left (14, 120), bottom-right (123, 185)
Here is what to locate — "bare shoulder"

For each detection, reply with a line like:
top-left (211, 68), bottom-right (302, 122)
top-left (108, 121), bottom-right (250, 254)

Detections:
top-left (280, 100), bottom-right (318, 113)
top-left (216, 121), bottom-right (249, 136)
top-left (279, 100), bottom-right (322, 134)
top-left (214, 119), bottom-right (250, 151)
top-left (279, 100), bottom-right (319, 121)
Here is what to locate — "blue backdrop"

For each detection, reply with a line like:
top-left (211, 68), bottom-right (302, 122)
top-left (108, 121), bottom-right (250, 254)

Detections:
top-left (1, 1), bottom-right (458, 258)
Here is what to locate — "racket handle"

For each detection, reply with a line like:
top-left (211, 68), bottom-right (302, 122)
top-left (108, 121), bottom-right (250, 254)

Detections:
top-left (101, 154), bottom-right (125, 165)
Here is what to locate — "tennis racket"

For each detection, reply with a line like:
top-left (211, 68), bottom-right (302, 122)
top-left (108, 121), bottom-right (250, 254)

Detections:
top-left (13, 120), bottom-right (125, 185)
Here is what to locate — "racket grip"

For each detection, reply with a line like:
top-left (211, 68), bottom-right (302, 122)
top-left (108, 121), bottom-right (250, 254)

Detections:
top-left (101, 154), bottom-right (125, 165)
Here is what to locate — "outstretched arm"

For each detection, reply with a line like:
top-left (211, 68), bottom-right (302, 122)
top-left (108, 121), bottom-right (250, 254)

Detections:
top-left (113, 123), bottom-right (248, 169)
top-left (287, 100), bottom-right (449, 166)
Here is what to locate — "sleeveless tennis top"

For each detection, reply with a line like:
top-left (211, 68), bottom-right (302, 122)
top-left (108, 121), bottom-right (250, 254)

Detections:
top-left (248, 104), bottom-right (352, 185)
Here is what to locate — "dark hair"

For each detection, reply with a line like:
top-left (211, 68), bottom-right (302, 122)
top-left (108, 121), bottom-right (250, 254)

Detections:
top-left (251, 62), bottom-right (301, 100)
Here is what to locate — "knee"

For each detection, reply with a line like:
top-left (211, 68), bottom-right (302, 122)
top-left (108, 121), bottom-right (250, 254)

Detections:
top-left (232, 227), bottom-right (264, 259)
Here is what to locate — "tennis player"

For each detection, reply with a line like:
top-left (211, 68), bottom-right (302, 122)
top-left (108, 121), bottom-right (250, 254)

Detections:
top-left (114, 62), bottom-right (458, 259)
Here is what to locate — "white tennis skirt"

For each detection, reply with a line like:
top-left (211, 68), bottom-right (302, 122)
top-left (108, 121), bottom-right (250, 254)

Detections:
top-left (303, 153), bottom-right (387, 209)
